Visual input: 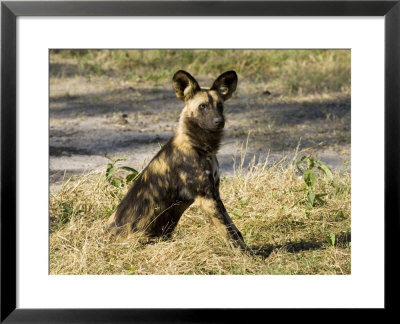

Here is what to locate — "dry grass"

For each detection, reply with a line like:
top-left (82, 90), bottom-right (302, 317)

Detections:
top-left (49, 149), bottom-right (351, 275)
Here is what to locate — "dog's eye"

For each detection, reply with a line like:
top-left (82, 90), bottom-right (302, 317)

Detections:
top-left (217, 102), bottom-right (223, 111)
top-left (199, 104), bottom-right (208, 110)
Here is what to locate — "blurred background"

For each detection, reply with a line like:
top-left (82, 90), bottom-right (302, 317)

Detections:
top-left (49, 49), bottom-right (350, 190)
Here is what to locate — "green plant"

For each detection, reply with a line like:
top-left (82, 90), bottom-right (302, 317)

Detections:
top-left (292, 154), bottom-right (333, 208)
top-left (326, 233), bottom-right (336, 246)
top-left (59, 201), bottom-right (74, 224)
top-left (232, 209), bottom-right (243, 218)
top-left (105, 156), bottom-right (139, 188)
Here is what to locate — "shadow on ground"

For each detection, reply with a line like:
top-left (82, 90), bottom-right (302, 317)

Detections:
top-left (50, 86), bottom-right (350, 153)
top-left (252, 231), bottom-right (351, 258)
top-left (50, 86), bottom-right (350, 125)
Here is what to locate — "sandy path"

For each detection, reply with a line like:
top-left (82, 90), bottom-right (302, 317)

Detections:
top-left (50, 76), bottom-right (350, 189)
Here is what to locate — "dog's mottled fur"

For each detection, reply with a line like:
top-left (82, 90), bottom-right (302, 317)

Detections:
top-left (108, 70), bottom-right (250, 251)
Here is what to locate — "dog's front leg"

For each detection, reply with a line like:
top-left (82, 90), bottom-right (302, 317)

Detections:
top-left (197, 196), bottom-right (252, 253)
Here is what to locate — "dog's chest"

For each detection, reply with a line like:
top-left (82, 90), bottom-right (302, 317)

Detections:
top-left (207, 155), bottom-right (220, 185)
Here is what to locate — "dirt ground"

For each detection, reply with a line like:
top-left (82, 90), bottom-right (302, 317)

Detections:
top-left (49, 74), bottom-right (350, 190)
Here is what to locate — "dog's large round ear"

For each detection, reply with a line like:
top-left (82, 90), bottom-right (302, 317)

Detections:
top-left (172, 70), bottom-right (201, 102)
top-left (211, 71), bottom-right (238, 101)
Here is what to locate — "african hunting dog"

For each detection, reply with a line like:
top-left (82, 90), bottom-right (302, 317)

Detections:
top-left (108, 70), bottom-right (251, 252)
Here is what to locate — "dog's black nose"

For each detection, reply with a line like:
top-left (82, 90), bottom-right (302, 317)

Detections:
top-left (214, 117), bottom-right (225, 128)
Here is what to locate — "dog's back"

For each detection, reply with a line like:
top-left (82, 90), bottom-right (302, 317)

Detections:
top-left (109, 137), bottom-right (193, 236)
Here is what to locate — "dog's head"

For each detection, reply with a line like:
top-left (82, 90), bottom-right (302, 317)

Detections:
top-left (173, 70), bottom-right (237, 131)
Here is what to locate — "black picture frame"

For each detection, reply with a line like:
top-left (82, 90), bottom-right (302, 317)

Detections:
top-left (1, 0), bottom-right (399, 322)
